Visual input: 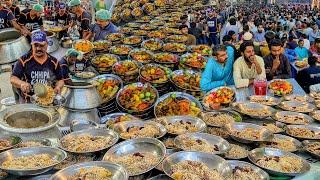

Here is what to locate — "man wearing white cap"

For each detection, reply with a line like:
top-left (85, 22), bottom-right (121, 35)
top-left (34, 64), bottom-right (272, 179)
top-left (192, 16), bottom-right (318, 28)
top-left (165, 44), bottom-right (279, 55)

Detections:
top-left (85, 9), bottom-right (118, 41)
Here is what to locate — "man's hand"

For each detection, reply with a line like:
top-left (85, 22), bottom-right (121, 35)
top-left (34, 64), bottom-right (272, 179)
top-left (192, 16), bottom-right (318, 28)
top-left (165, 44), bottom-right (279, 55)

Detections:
top-left (20, 82), bottom-right (31, 93)
top-left (249, 79), bottom-right (254, 85)
top-left (272, 56), bottom-right (281, 72)
top-left (54, 86), bottom-right (62, 94)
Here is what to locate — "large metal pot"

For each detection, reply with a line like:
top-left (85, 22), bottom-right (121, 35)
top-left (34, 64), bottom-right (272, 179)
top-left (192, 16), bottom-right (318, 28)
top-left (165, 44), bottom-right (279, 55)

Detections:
top-left (45, 31), bottom-right (59, 53)
top-left (0, 28), bottom-right (31, 65)
top-left (57, 107), bottom-right (100, 127)
top-left (61, 82), bottom-right (103, 110)
top-left (0, 104), bottom-right (61, 139)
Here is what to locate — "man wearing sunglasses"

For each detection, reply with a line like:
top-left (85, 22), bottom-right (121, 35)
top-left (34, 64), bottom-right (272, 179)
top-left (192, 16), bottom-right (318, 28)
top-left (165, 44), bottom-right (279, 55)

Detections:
top-left (10, 31), bottom-right (65, 102)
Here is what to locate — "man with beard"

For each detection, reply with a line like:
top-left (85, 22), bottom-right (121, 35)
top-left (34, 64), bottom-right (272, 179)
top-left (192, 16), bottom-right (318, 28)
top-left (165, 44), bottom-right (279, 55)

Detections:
top-left (68, 0), bottom-right (91, 39)
top-left (200, 44), bottom-right (235, 92)
top-left (18, 4), bottom-right (44, 37)
top-left (254, 24), bottom-right (266, 44)
top-left (54, 2), bottom-right (70, 38)
top-left (233, 41), bottom-right (266, 88)
top-left (264, 39), bottom-right (291, 80)
top-left (10, 31), bottom-right (65, 102)
top-left (4, 0), bottom-right (20, 19)
top-left (85, 9), bottom-right (117, 41)
top-left (205, 9), bottom-right (221, 45)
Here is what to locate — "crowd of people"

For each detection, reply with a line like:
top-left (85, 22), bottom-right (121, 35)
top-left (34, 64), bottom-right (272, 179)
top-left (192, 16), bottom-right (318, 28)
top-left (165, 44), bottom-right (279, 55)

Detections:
top-left (1, 0), bottom-right (320, 101)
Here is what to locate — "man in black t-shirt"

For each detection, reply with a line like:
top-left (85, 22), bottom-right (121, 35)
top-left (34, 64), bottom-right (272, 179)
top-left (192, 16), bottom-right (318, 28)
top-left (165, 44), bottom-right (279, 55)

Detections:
top-left (10, 31), bottom-right (65, 102)
top-left (55, 2), bottom-right (70, 38)
top-left (18, 4), bottom-right (44, 36)
top-left (68, 0), bottom-right (91, 39)
top-left (4, 0), bottom-right (20, 19)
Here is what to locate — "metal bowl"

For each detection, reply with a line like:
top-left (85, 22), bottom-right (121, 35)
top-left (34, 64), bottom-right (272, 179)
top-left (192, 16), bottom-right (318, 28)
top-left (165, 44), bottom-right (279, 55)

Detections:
top-left (50, 161), bottom-right (128, 180)
top-left (170, 69), bottom-right (201, 92)
top-left (200, 110), bottom-right (242, 127)
top-left (258, 134), bottom-right (302, 152)
top-left (147, 174), bottom-right (171, 180)
top-left (0, 104), bottom-right (60, 134)
top-left (90, 74), bottom-right (124, 104)
top-left (15, 138), bottom-right (51, 148)
top-left (174, 133), bottom-right (230, 154)
top-left (141, 38), bottom-right (163, 52)
top-left (0, 147), bottom-right (66, 176)
top-left (285, 125), bottom-right (320, 140)
top-left (103, 138), bottom-right (166, 176)
top-left (139, 63), bottom-right (171, 85)
top-left (162, 151), bottom-right (232, 179)
top-left (228, 160), bottom-right (269, 180)
top-left (30, 94), bottom-right (66, 108)
top-left (113, 120), bottom-right (167, 139)
top-left (283, 94), bottom-right (313, 102)
top-left (202, 86), bottom-right (236, 111)
top-left (248, 95), bottom-right (281, 106)
top-left (248, 147), bottom-right (310, 176)
top-left (272, 111), bottom-right (313, 125)
top-left (310, 110), bottom-right (320, 122)
top-left (101, 113), bottom-right (140, 127)
top-left (225, 122), bottom-right (274, 144)
top-left (59, 128), bottom-right (119, 154)
top-left (155, 116), bottom-right (207, 135)
top-left (70, 119), bottom-right (99, 132)
top-left (231, 102), bottom-right (276, 119)
top-left (303, 140), bottom-right (320, 159)
top-left (278, 101), bottom-right (316, 113)
top-left (128, 48), bottom-right (154, 64)
top-left (154, 92), bottom-right (203, 118)
top-left (0, 136), bottom-right (21, 151)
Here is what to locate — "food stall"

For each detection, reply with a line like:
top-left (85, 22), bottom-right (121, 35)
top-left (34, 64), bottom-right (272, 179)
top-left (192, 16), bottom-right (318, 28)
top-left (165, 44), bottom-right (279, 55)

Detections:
top-left (0, 0), bottom-right (319, 179)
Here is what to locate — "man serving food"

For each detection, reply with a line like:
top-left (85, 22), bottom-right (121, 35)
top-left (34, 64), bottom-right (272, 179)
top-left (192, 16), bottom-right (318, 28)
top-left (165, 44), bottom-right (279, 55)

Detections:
top-left (10, 31), bottom-right (65, 102)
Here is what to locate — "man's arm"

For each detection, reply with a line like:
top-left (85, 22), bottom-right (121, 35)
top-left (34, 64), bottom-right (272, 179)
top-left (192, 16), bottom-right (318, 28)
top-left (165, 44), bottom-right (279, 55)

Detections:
top-left (81, 18), bottom-right (91, 39)
top-left (200, 59), bottom-right (225, 92)
top-left (233, 60), bottom-right (250, 88)
top-left (279, 56), bottom-right (292, 79)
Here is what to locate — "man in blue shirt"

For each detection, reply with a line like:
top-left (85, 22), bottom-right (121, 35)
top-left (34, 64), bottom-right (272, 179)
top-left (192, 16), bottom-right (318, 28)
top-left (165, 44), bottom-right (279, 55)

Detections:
top-left (254, 24), bottom-right (266, 44)
top-left (297, 56), bottom-right (320, 93)
top-left (85, 9), bottom-right (117, 41)
top-left (206, 9), bottom-right (221, 46)
top-left (200, 45), bottom-right (235, 92)
top-left (294, 39), bottom-right (310, 61)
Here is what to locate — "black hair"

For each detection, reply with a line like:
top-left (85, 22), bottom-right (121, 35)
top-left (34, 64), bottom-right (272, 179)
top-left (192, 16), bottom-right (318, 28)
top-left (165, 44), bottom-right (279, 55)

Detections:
top-left (265, 31), bottom-right (276, 43)
top-left (228, 30), bottom-right (236, 36)
top-left (315, 38), bottom-right (320, 44)
top-left (308, 56), bottom-right (317, 66)
top-left (269, 39), bottom-right (283, 49)
top-left (179, 24), bottom-right (189, 30)
top-left (212, 45), bottom-right (227, 56)
top-left (298, 39), bottom-right (304, 43)
top-left (222, 35), bottom-right (232, 43)
top-left (229, 17), bottom-right (236, 25)
top-left (239, 41), bottom-right (254, 53)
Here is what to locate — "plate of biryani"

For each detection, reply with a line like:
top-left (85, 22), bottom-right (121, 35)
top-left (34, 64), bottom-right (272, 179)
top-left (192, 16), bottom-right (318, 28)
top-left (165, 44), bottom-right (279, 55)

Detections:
top-left (262, 122), bottom-right (285, 134)
top-left (228, 160), bottom-right (269, 180)
top-left (15, 138), bottom-right (51, 148)
top-left (207, 127), bottom-right (230, 139)
top-left (224, 143), bottom-right (250, 160)
top-left (200, 110), bottom-right (242, 127)
top-left (248, 95), bottom-right (281, 106)
top-left (309, 110), bottom-right (320, 122)
top-left (283, 94), bottom-right (313, 102)
top-left (54, 153), bottom-right (96, 170)
top-left (103, 138), bottom-right (165, 176)
top-left (31, 85), bottom-right (66, 107)
top-left (0, 147), bottom-right (66, 176)
top-left (51, 161), bottom-right (128, 180)
top-left (225, 122), bottom-right (274, 144)
top-left (162, 151), bottom-right (232, 180)
top-left (286, 125), bottom-right (320, 140)
top-left (59, 129), bottom-right (119, 153)
top-left (0, 136), bottom-right (21, 152)
top-left (101, 113), bottom-right (140, 127)
top-left (231, 102), bottom-right (276, 119)
top-left (174, 133), bottom-right (230, 155)
top-left (155, 116), bottom-right (206, 135)
top-left (309, 91), bottom-right (320, 100)
top-left (248, 148), bottom-right (310, 176)
top-left (259, 134), bottom-right (302, 152)
top-left (278, 101), bottom-right (315, 113)
top-left (112, 120), bottom-right (167, 139)
top-left (304, 141), bottom-right (320, 159)
top-left (272, 111), bottom-right (313, 125)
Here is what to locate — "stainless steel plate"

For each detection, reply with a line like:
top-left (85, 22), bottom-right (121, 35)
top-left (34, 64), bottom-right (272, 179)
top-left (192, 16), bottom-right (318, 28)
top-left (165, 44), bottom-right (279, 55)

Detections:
top-left (248, 95), bottom-right (281, 106)
top-left (248, 147), bottom-right (310, 176)
top-left (286, 125), bottom-right (320, 140)
top-left (174, 132), bottom-right (230, 154)
top-left (50, 161), bottom-right (128, 180)
top-left (283, 94), bottom-right (313, 102)
top-left (101, 112), bottom-right (140, 127)
top-left (162, 151), bottom-right (232, 179)
top-left (228, 160), bottom-right (269, 180)
top-left (225, 122), bottom-right (274, 144)
top-left (258, 134), bottom-right (302, 152)
top-left (112, 120), bottom-right (167, 139)
top-left (59, 128), bottom-right (119, 154)
top-left (103, 137), bottom-right (166, 176)
top-left (278, 101), bottom-right (316, 113)
top-left (202, 86), bottom-right (236, 111)
top-left (303, 141), bottom-right (320, 159)
top-left (0, 147), bottom-right (66, 176)
top-left (200, 110), bottom-right (242, 127)
top-left (310, 110), bottom-right (320, 122)
top-left (272, 111), bottom-right (314, 125)
top-left (231, 102), bottom-right (276, 119)
top-left (154, 115), bottom-right (207, 135)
